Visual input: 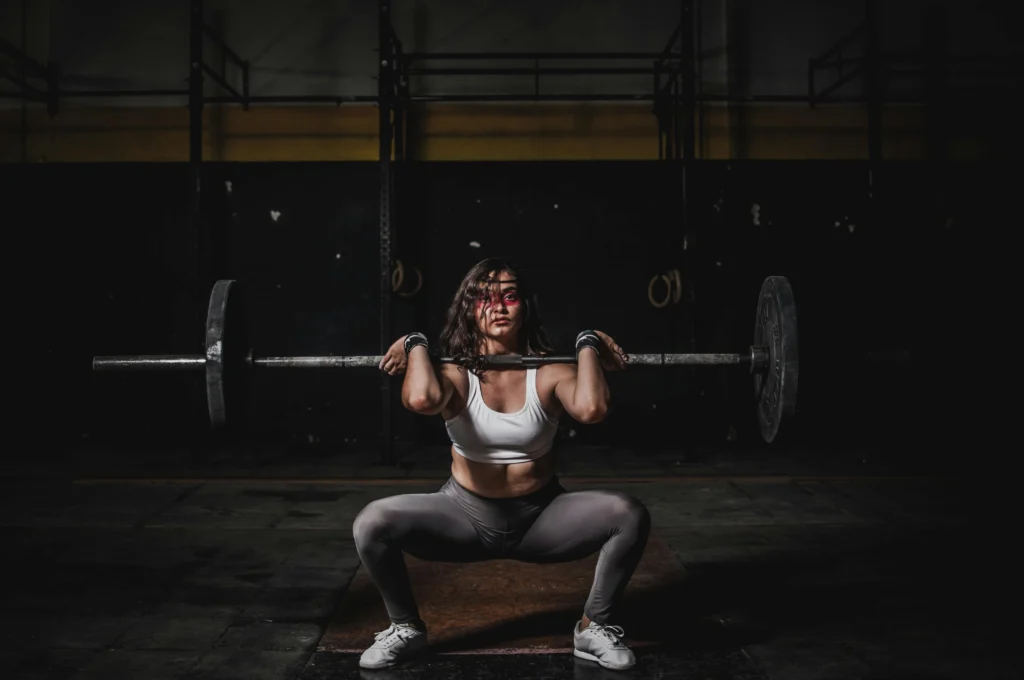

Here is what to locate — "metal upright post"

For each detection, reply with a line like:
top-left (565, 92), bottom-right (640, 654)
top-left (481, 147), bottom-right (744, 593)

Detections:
top-left (190, 0), bottom-right (204, 176)
top-left (679, 0), bottom-right (698, 408)
top-left (378, 0), bottom-right (395, 465)
top-left (394, 49), bottom-right (407, 162)
top-left (653, 61), bottom-right (664, 159)
top-left (680, 0), bottom-right (696, 164)
top-left (189, 0), bottom-right (206, 348)
top-left (680, 0), bottom-right (696, 255)
top-left (726, 0), bottom-right (751, 158)
top-left (864, 0), bottom-right (882, 166)
top-left (923, 1), bottom-right (948, 164)
top-left (20, 0), bottom-right (26, 162)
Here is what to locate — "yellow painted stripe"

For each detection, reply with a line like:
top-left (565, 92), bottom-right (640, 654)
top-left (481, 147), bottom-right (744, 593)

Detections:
top-left (0, 102), bottom-right (935, 162)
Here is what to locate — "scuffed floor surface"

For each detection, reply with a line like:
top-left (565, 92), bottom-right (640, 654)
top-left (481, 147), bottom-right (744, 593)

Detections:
top-left (0, 448), bottom-right (1016, 679)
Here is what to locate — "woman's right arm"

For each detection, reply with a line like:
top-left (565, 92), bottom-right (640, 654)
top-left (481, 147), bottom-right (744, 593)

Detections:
top-left (402, 346), bottom-right (456, 415)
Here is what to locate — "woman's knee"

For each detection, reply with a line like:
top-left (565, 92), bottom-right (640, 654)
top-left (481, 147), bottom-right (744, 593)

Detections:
top-left (602, 491), bottom-right (651, 533)
top-left (352, 498), bottom-right (401, 548)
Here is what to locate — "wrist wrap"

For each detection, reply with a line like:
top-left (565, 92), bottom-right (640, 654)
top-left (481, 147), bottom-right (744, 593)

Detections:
top-left (575, 330), bottom-right (601, 356)
top-left (404, 332), bottom-right (428, 355)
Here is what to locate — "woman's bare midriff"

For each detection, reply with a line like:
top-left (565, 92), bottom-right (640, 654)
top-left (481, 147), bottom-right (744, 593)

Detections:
top-left (442, 363), bottom-right (565, 499)
top-left (450, 446), bottom-right (556, 498)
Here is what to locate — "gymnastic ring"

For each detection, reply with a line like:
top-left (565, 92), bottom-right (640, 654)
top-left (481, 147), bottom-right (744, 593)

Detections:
top-left (397, 266), bottom-right (423, 298)
top-left (391, 259), bottom-right (405, 293)
top-left (648, 274), bottom-right (672, 308)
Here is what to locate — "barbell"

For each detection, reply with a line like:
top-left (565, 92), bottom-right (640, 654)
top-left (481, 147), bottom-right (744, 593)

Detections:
top-left (92, 275), bottom-right (799, 443)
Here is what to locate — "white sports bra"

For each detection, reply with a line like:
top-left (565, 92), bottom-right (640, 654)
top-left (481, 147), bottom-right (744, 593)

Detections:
top-left (445, 368), bottom-right (560, 464)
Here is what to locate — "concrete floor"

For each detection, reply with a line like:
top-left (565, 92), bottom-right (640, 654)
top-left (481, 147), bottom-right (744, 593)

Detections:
top-left (1, 443), bottom-right (1014, 679)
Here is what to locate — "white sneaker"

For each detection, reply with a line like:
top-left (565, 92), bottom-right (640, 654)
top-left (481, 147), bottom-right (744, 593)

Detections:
top-left (573, 620), bottom-right (636, 670)
top-left (358, 621), bottom-right (427, 669)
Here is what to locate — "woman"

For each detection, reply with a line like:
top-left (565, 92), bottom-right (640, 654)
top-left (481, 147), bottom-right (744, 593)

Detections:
top-left (354, 257), bottom-right (651, 671)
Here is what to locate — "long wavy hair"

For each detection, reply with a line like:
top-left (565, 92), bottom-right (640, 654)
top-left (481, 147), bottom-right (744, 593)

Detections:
top-left (439, 258), bottom-right (555, 376)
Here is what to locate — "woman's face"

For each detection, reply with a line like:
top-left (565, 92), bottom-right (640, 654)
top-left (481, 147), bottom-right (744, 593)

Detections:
top-left (475, 270), bottom-right (523, 344)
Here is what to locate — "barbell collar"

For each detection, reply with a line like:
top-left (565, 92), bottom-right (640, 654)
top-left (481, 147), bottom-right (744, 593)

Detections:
top-left (750, 346), bottom-right (769, 372)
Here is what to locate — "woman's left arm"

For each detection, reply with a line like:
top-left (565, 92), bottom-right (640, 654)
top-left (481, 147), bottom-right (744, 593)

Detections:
top-left (553, 330), bottom-right (627, 424)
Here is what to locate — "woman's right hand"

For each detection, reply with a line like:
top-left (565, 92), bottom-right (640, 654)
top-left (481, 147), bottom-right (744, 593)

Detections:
top-left (379, 335), bottom-right (409, 375)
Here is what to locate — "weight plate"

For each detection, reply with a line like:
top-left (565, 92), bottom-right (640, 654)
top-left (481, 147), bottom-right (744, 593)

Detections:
top-left (753, 275), bottom-right (799, 443)
top-left (205, 279), bottom-right (249, 430)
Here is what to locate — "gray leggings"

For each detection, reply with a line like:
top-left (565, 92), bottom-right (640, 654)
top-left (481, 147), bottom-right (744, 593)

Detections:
top-left (352, 475), bottom-right (651, 626)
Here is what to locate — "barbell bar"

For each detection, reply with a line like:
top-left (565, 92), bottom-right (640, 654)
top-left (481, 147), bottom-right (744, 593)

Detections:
top-left (91, 275), bottom-right (799, 443)
top-left (93, 351), bottom-right (767, 370)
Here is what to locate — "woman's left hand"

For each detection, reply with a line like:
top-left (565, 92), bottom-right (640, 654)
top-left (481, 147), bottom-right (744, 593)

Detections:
top-left (594, 330), bottom-right (628, 371)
